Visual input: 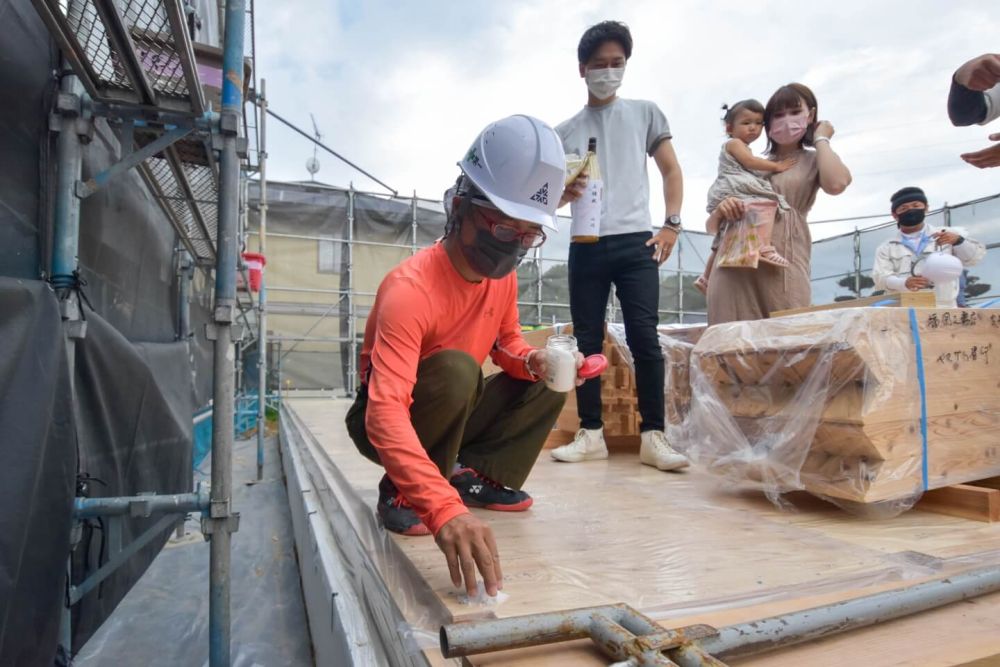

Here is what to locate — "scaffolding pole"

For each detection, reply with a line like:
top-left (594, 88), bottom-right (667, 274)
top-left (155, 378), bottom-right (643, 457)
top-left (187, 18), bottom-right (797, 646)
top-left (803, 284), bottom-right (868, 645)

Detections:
top-left (535, 246), bottom-right (543, 324)
top-left (677, 235), bottom-right (684, 320)
top-left (35, 2), bottom-right (246, 663)
top-left (276, 340), bottom-right (283, 404)
top-left (178, 250), bottom-right (194, 341)
top-left (256, 78), bottom-right (268, 481)
top-left (52, 70), bottom-right (87, 664)
top-left (206, 1), bottom-right (246, 664)
top-left (411, 189), bottom-right (418, 254)
top-left (51, 75), bottom-right (85, 292)
top-left (347, 184), bottom-right (357, 395)
top-left (853, 227), bottom-right (862, 298)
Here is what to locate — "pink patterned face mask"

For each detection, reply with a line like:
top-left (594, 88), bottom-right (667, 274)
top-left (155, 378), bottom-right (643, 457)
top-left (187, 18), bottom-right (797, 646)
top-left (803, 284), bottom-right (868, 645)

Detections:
top-left (768, 110), bottom-right (810, 145)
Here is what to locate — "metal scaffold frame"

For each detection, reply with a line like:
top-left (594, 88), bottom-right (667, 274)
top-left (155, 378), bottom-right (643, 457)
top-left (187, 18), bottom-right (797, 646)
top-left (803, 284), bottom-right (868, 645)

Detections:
top-left (254, 77), bottom-right (268, 482)
top-left (249, 180), bottom-right (1000, 397)
top-left (249, 186), bottom-right (712, 396)
top-left (33, 0), bottom-right (254, 664)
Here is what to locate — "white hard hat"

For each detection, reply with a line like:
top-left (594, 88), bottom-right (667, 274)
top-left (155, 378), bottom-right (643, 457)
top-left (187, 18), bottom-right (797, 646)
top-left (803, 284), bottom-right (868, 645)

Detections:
top-left (920, 251), bottom-right (964, 283)
top-left (458, 115), bottom-right (566, 231)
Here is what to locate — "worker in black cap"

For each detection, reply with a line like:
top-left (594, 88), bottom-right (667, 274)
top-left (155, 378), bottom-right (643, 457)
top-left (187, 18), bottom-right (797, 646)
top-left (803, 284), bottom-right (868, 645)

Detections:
top-left (872, 186), bottom-right (984, 300)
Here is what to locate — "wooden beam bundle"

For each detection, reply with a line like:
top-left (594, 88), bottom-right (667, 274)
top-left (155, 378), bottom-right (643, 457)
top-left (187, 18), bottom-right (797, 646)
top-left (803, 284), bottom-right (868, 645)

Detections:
top-left (691, 308), bottom-right (1000, 505)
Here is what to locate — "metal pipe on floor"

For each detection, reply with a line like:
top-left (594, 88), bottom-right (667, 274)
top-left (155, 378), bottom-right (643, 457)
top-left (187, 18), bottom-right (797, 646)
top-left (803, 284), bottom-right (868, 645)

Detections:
top-left (588, 614), bottom-right (675, 666)
top-left (442, 605), bottom-right (598, 655)
top-left (256, 77), bottom-right (268, 481)
top-left (442, 565), bottom-right (1000, 665)
top-left (440, 604), bottom-right (713, 665)
top-left (678, 563), bottom-right (1000, 664)
top-left (208, 1), bottom-right (245, 664)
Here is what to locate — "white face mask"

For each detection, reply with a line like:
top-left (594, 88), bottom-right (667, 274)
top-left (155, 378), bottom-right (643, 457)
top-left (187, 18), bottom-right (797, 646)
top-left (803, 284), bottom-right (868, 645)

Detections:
top-left (585, 67), bottom-right (624, 100)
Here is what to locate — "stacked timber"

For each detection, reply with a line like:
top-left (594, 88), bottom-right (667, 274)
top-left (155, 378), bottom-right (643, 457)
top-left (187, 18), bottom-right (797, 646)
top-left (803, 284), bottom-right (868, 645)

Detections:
top-left (553, 331), bottom-right (640, 440)
top-left (689, 308), bottom-right (1000, 505)
top-left (537, 323), bottom-right (705, 446)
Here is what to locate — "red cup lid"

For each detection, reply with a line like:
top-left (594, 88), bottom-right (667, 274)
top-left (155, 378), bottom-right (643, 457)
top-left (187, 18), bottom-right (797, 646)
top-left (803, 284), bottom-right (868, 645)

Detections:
top-left (577, 354), bottom-right (608, 380)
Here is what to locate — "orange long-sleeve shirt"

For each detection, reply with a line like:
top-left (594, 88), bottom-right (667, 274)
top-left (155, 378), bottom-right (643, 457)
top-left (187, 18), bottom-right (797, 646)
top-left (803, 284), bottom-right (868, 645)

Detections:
top-left (359, 241), bottom-right (536, 535)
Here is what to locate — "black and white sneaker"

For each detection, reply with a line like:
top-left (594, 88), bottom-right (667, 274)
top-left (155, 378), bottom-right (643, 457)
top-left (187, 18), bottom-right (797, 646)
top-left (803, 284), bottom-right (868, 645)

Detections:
top-left (377, 474), bottom-right (431, 536)
top-left (449, 467), bottom-right (533, 511)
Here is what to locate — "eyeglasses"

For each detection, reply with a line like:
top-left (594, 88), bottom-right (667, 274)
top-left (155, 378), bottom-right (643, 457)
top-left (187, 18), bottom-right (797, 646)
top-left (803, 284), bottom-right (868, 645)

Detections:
top-left (472, 201), bottom-right (547, 249)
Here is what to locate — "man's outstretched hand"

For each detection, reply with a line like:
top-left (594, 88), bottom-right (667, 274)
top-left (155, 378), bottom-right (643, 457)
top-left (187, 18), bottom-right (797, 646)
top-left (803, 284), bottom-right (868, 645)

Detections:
top-left (961, 133), bottom-right (1000, 169)
top-left (435, 513), bottom-right (503, 598)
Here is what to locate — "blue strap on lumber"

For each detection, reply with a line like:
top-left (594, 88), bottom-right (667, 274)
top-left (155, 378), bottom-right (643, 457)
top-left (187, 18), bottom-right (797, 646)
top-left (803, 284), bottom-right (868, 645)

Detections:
top-left (908, 308), bottom-right (930, 491)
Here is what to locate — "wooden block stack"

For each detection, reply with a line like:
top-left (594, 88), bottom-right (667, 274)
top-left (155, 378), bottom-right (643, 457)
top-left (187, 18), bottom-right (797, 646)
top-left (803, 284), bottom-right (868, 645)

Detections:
top-left (546, 324), bottom-right (705, 447)
top-left (692, 308), bottom-right (1000, 506)
top-left (549, 329), bottom-right (639, 446)
top-left (601, 334), bottom-right (642, 436)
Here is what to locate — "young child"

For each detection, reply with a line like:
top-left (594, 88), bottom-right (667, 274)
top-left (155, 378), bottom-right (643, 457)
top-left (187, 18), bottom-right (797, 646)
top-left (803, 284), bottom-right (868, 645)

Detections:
top-left (695, 99), bottom-right (796, 294)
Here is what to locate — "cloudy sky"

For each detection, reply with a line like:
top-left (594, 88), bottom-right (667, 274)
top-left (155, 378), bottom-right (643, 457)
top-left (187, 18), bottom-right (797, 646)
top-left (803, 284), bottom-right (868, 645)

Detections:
top-left (253, 0), bottom-right (1000, 240)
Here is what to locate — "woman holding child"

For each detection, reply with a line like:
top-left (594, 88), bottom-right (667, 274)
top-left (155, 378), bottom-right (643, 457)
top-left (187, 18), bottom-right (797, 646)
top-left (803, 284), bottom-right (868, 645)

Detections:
top-left (705, 83), bottom-right (853, 324)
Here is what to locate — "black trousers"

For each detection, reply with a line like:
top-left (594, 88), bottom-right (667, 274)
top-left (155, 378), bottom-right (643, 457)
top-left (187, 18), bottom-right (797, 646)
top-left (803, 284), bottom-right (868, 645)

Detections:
top-left (568, 231), bottom-right (665, 432)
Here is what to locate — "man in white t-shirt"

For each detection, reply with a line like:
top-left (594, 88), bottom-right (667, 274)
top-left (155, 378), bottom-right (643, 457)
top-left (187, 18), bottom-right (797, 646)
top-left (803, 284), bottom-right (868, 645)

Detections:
top-left (873, 186), bottom-right (985, 304)
top-left (552, 20), bottom-right (688, 471)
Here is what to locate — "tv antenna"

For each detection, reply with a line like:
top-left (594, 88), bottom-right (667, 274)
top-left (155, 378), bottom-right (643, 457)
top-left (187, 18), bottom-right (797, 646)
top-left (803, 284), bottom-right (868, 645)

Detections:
top-left (305, 113), bottom-right (322, 179)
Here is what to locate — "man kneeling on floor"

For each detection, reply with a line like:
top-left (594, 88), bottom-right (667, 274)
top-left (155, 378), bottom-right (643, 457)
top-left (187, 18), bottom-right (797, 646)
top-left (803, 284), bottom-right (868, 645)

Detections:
top-left (345, 115), bottom-right (580, 597)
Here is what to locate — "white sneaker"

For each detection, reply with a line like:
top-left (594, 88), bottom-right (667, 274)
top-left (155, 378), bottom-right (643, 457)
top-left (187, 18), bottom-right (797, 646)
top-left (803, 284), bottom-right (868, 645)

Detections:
top-left (640, 430), bottom-right (689, 471)
top-left (551, 428), bottom-right (609, 463)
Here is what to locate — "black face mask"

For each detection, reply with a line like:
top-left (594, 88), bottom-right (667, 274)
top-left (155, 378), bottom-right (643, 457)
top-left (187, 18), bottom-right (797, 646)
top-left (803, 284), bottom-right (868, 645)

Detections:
top-left (458, 220), bottom-right (527, 279)
top-left (897, 209), bottom-right (926, 228)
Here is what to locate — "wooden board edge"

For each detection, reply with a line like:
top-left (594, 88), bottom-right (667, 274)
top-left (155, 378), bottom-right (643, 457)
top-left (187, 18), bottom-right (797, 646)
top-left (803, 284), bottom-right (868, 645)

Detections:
top-left (915, 484), bottom-right (1000, 523)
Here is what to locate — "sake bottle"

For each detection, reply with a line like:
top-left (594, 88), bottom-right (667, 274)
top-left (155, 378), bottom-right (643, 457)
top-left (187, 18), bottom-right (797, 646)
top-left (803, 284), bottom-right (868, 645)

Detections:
top-left (570, 137), bottom-right (602, 243)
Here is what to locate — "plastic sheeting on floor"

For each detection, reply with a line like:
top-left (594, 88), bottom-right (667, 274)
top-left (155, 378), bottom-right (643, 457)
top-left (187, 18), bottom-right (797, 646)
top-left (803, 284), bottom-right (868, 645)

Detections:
top-left (75, 436), bottom-right (314, 667)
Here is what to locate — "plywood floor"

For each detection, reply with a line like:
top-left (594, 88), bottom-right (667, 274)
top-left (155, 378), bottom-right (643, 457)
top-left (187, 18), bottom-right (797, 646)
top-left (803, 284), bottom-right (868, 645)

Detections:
top-left (289, 397), bottom-right (1000, 666)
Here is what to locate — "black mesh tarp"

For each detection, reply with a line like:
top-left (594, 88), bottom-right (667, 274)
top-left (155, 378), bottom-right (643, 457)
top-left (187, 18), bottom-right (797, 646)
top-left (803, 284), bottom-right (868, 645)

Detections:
top-left (0, 0), bottom-right (52, 280)
top-left (69, 312), bottom-right (195, 651)
top-left (0, 280), bottom-right (198, 665)
top-left (0, 0), bottom-right (213, 662)
top-left (0, 279), bottom-right (76, 667)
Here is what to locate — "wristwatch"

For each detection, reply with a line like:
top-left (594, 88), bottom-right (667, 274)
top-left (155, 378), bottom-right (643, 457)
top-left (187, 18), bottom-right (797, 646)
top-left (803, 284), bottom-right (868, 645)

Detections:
top-left (664, 215), bottom-right (682, 231)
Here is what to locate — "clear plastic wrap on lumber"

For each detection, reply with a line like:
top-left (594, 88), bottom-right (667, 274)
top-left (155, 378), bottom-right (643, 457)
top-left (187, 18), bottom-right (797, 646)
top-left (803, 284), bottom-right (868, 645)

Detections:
top-left (681, 307), bottom-right (1000, 517)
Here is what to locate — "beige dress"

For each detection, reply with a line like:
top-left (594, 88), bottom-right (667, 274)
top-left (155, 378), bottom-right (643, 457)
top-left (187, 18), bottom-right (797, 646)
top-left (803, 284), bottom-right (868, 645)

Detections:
top-left (707, 149), bottom-right (819, 324)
